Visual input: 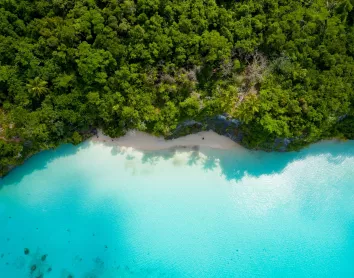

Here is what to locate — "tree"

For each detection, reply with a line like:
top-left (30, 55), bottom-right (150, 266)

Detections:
top-left (26, 77), bottom-right (49, 99)
top-left (1, 0), bottom-right (354, 176)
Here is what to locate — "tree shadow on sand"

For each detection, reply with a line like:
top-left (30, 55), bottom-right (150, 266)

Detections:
top-left (136, 140), bottom-right (354, 181)
top-left (2, 140), bottom-right (354, 189)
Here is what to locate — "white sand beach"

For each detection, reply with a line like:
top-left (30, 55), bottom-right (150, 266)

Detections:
top-left (91, 129), bottom-right (241, 150)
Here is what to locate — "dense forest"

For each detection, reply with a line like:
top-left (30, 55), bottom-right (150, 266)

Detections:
top-left (1, 0), bottom-right (354, 176)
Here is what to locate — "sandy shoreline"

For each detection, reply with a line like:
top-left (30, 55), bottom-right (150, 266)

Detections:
top-left (91, 130), bottom-right (241, 150)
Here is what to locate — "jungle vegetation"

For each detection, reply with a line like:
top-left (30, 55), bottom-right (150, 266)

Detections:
top-left (1, 0), bottom-right (354, 176)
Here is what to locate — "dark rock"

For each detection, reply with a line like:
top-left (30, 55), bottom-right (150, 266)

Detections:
top-left (24, 141), bottom-right (33, 148)
top-left (169, 115), bottom-right (242, 143)
top-left (169, 114), bottom-right (296, 151)
top-left (24, 248), bottom-right (30, 255)
top-left (41, 254), bottom-right (47, 261)
top-left (30, 264), bottom-right (37, 272)
top-left (338, 114), bottom-right (347, 121)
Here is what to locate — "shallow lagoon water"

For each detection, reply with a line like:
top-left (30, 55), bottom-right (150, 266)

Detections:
top-left (1, 141), bottom-right (354, 277)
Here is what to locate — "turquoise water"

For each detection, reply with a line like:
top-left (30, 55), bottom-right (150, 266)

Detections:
top-left (1, 141), bottom-right (354, 278)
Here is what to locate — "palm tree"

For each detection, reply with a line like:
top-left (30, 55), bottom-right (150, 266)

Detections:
top-left (235, 94), bottom-right (259, 123)
top-left (26, 77), bottom-right (49, 98)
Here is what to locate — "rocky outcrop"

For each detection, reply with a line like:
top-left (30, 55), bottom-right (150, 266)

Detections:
top-left (168, 114), bottom-right (242, 142)
top-left (169, 114), bottom-right (293, 152)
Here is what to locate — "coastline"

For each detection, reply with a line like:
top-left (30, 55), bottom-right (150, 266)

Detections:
top-left (91, 130), bottom-right (242, 150)
top-left (1, 129), bottom-right (351, 179)
top-left (0, 130), bottom-right (242, 179)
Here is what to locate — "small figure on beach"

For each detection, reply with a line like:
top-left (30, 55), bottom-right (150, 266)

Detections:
top-left (202, 137), bottom-right (204, 140)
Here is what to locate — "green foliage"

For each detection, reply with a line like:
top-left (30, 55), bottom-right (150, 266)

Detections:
top-left (0, 0), bottom-right (354, 175)
top-left (0, 140), bottom-right (23, 176)
top-left (26, 77), bottom-right (49, 99)
top-left (71, 131), bottom-right (82, 145)
top-left (335, 116), bottom-right (354, 139)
